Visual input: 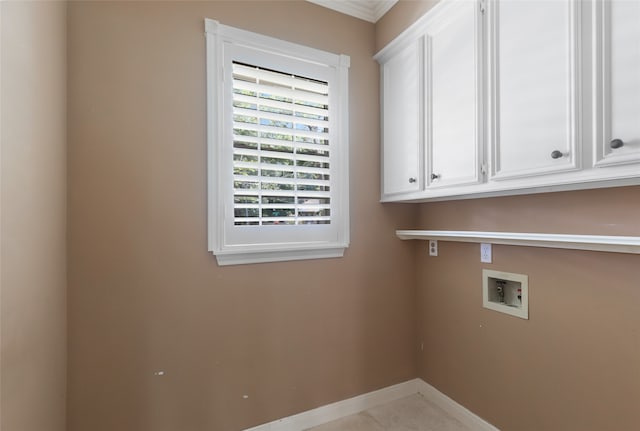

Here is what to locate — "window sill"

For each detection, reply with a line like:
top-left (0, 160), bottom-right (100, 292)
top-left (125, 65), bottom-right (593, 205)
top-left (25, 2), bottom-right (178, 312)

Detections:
top-left (214, 246), bottom-right (346, 266)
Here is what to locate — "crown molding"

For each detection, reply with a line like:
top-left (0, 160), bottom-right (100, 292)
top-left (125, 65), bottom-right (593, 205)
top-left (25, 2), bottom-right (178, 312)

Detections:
top-left (307, 0), bottom-right (398, 23)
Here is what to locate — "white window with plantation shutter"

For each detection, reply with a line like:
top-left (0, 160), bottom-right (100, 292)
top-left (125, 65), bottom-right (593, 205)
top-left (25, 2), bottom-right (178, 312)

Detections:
top-left (205, 20), bottom-right (350, 266)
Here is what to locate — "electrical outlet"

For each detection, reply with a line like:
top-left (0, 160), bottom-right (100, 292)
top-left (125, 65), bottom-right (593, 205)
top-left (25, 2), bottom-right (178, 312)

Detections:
top-left (480, 243), bottom-right (492, 263)
top-left (429, 240), bottom-right (438, 256)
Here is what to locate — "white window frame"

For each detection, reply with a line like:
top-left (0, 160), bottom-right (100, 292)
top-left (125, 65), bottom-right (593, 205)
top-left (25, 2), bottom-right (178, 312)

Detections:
top-left (205, 19), bottom-right (350, 266)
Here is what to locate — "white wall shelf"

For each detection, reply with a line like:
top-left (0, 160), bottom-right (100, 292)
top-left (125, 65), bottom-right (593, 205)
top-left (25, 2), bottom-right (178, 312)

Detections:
top-left (396, 230), bottom-right (640, 254)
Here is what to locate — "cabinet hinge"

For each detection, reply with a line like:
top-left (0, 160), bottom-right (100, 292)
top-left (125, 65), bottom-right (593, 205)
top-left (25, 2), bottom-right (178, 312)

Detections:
top-left (480, 0), bottom-right (486, 14)
top-left (481, 163), bottom-right (488, 176)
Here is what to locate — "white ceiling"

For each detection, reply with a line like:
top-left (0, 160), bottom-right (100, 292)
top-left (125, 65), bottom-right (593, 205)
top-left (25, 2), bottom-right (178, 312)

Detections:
top-left (306, 0), bottom-right (399, 23)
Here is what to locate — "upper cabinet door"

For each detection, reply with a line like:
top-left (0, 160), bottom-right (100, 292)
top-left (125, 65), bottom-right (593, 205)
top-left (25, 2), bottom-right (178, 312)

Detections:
top-left (489, 0), bottom-right (581, 180)
top-left (593, 0), bottom-right (640, 167)
top-left (425, 0), bottom-right (483, 189)
top-left (380, 38), bottom-right (423, 197)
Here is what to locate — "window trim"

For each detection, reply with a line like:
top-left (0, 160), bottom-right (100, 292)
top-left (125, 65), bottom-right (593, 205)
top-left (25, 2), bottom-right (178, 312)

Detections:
top-left (205, 19), bottom-right (350, 266)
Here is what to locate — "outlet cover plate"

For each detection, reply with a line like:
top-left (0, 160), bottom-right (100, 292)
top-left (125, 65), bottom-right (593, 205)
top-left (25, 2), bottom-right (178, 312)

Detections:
top-left (429, 240), bottom-right (438, 256)
top-left (480, 243), bottom-right (492, 263)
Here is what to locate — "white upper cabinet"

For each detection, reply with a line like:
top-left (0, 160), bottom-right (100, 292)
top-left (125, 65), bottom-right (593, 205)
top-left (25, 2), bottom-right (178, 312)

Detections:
top-left (379, 38), bottom-right (423, 197)
top-left (593, 0), bottom-right (640, 168)
top-left (426, 0), bottom-right (483, 189)
top-left (376, 0), bottom-right (640, 202)
top-left (488, 0), bottom-right (581, 180)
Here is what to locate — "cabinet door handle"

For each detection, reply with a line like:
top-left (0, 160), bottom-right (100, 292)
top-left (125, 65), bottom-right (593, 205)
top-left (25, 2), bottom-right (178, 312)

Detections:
top-left (610, 139), bottom-right (624, 149)
top-left (431, 173), bottom-right (440, 180)
top-left (408, 177), bottom-right (417, 183)
top-left (550, 150), bottom-right (564, 159)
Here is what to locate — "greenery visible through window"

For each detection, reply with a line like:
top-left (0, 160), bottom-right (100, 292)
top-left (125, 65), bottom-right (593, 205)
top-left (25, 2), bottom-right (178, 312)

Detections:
top-left (231, 62), bottom-right (332, 226)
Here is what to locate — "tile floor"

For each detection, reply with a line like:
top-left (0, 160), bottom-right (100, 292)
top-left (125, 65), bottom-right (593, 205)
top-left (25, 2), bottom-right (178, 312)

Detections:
top-left (304, 394), bottom-right (473, 431)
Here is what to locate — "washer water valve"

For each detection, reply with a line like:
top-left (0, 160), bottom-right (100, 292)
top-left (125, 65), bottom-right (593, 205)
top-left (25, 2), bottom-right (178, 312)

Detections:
top-left (482, 269), bottom-right (529, 319)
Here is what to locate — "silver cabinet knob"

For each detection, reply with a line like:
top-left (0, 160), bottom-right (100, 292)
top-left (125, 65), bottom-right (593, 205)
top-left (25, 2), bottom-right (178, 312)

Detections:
top-left (408, 177), bottom-right (417, 183)
top-left (431, 173), bottom-right (440, 180)
top-left (610, 139), bottom-right (624, 149)
top-left (550, 150), bottom-right (564, 159)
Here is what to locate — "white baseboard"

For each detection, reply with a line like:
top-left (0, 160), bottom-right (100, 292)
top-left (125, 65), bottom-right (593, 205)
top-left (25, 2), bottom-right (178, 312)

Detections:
top-left (416, 379), bottom-right (500, 431)
top-left (243, 378), bottom-right (499, 431)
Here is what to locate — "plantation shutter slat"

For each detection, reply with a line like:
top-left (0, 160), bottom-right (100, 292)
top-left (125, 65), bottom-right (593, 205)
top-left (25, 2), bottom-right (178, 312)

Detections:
top-left (232, 122), bottom-right (328, 142)
top-left (233, 106), bottom-right (330, 130)
top-left (233, 147), bottom-right (330, 164)
top-left (233, 63), bottom-right (329, 94)
top-left (233, 79), bottom-right (329, 106)
top-left (232, 62), bottom-right (332, 226)
top-left (232, 175), bottom-right (330, 187)
top-left (234, 189), bottom-right (331, 198)
top-left (233, 161), bottom-right (330, 176)
top-left (235, 205), bottom-right (332, 213)
top-left (233, 93), bottom-right (329, 118)
top-left (234, 216), bottom-right (331, 224)
top-left (232, 135), bottom-right (330, 154)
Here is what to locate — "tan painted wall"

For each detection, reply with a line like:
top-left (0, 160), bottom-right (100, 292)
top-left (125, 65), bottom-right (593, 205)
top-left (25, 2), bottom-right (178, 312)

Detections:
top-left (415, 188), bottom-right (640, 431)
top-left (0, 1), bottom-right (67, 430)
top-left (375, 0), bottom-right (440, 52)
top-left (377, 2), bottom-right (640, 430)
top-left (66, 2), bottom-right (416, 430)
